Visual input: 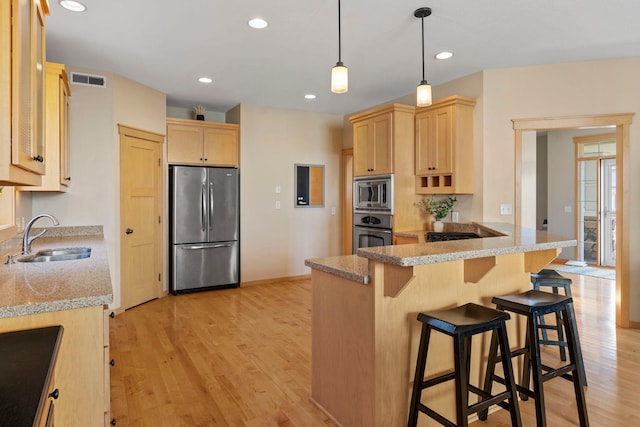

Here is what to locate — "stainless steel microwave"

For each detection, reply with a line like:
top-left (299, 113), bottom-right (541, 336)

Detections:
top-left (353, 175), bottom-right (393, 213)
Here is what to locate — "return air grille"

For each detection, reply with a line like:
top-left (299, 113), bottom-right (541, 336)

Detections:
top-left (70, 72), bottom-right (107, 88)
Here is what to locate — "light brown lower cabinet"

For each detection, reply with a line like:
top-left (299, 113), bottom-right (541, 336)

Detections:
top-left (393, 235), bottom-right (419, 245)
top-left (0, 305), bottom-right (107, 426)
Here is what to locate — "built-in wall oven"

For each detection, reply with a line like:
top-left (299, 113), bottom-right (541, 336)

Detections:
top-left (353, 175), bottom-right (394, 253)
top-left (353, 213), bottom-right (393, 252)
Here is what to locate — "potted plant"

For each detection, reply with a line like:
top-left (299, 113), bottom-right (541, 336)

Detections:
top-left (194, 104), bottom-right (206, 120)
top-left (416, 196), bottom-right (457, 232)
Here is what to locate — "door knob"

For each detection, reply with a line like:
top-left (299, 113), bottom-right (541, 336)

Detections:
top-left (125, 228), bottom-right (133, 234)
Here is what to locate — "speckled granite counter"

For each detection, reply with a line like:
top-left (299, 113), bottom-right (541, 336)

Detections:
top-left (359, 223), bottom-right (575, 267)
top-left (0, 227), bottom-right (113, 319)
top-left (306, 223), bottom-right (575, 281)
top-left (305, 254), bottom-right (369, 284)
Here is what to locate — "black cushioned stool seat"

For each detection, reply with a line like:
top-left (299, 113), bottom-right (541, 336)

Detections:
top-left (481, 290), bottom-right (589, 427)
top-left (407, 303), bottom-right (522, 427)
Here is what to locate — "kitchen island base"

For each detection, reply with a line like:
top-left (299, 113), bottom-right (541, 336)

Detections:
top-left (311, 249), bottom-right (559, 427)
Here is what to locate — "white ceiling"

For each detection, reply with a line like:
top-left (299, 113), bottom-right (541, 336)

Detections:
top-left (45, 0), bottom-right (640, 117)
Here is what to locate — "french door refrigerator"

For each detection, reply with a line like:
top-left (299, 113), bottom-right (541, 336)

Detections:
top-left (169, 165), bottom-right (239, 293)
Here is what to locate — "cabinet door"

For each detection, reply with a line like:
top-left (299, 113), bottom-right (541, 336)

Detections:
top-left (11, 0), bottom-right (46, 175)
top-left (59, 73), bottom-right (70, 186)
top-left (203, 126), bottom-right (238, 167)
top-left (353, 120), bottom-right (371, 176)
top-left (370, 113), bottom-right (392, 175)
top-left (415, 107), bottom-right (452, 175)
top-left (167, 124), bottom-right (204, 164)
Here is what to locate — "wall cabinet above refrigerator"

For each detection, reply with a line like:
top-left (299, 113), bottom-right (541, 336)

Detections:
top-left (166, 118), bottom-right (239, 167)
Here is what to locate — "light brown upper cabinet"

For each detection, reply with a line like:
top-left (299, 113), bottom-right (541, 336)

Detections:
top-left (350, 104), bottom-right (415, 177)
top-left (167, 118), bottom-right (239, 167)
top-left (415, 95), bottom-right (476, 194)
top-left (21, 62), bottom-right (71, 192)
top-left (0, 0), bottom-right (49, 186)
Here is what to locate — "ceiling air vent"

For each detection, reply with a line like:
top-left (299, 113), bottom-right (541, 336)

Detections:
top-left (70, 72), bottom-right (107, 88)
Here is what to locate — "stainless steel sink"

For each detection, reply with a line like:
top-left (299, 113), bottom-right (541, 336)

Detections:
top-left (18, 247), bottom-right (91, 263)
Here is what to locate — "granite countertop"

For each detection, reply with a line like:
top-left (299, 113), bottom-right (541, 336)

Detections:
top-left (305, 223), bottom-right (576, 281)
top-left (358, 222), bottom-right (576, 267)
top-left (394, 222), bottom-right (507, 243)
top-left (0, 226), bottom-right (113, 319)
top-left (304, 254), bottom-right (369, 284)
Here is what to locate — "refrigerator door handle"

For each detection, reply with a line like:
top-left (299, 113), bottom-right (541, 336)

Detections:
top-left (201, 183), bottom-right (206, 231)
top-left (180, 243), bottom-right (234, 250)
top-left (209, 180), bottom-right (214, 232)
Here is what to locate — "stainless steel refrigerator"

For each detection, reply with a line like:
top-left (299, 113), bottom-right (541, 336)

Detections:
top-left (169, 165), bottom-right (239, 293)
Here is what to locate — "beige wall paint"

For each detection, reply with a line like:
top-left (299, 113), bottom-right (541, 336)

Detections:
top-left (31, 68), bottom-right (166, 309)
top-left (475, 57), bottom-right (640, 322)
top-left (167, 106), bottom-right (226, 123)
top-left (521, 130), bottom-right (537, 229)
top-left (231, 104), bottom-right (343, 282)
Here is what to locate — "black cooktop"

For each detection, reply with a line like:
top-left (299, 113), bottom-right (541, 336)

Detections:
top-left (426, 232), bottom-right (481, 242)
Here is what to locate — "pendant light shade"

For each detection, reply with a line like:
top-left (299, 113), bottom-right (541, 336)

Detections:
top-left (331, 0), bottom-right (348, 93)
top-left (417, 81), bottom-right (432, 107)
top-left (415, 7), bottom-right (432, 107)
top-left (332, 63), bottom-right (349, 93)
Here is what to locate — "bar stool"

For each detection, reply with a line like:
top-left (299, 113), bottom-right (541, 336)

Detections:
top-left (481, 290), bottom-right (589, 427)
top-left (531, 269), bottom-right (587, 385)
top-left (407, 303), bottom-right (522, 427)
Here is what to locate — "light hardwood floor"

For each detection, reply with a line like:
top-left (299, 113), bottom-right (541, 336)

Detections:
top-left (110, 269), bottom-right (640, 426)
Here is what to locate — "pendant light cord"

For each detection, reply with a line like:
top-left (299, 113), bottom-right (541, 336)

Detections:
top-left (338, 0), bottom-right (342, 64)
top-left (421, 14), bottom-right (426, 84)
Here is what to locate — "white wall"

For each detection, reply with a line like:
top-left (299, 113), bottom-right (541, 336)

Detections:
top-left (229, 104), bottom-right (344, 282)
top-left (31, 67), bottom-right (166, 309)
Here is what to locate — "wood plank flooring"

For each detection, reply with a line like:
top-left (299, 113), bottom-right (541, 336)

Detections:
top-left (110, 270), bottom-right (640, 426)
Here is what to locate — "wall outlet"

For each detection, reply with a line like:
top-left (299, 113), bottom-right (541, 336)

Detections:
top-left (451, 211), bottom-right (459, 223)
top-left (275, 185), bottom-right (281, 194)
top-left (500, 204), bottom-right (513, 215)
top-left (564, 206), bottom-right (572, 213)
top-left (331, 207), bottom-right (336, 215)
top-left (275, 201), bottom-right (281, 209)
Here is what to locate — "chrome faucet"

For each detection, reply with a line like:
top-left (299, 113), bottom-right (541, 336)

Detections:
top-left (22, 214), bottom-right (60, 254)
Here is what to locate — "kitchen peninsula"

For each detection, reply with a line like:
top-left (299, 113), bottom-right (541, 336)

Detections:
top-left (305, 223), bottom-right (576, 427)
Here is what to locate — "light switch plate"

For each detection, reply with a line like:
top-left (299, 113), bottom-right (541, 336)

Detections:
top-left (500, 204), bottom-right (513, 215)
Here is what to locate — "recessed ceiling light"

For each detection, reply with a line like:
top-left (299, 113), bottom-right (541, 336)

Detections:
top-left (198, 77), bottom-right (213, 84)
top-left (304, 94), bottom-right (316, 100)
top-left (59, 0), bottom-right (87, 12)
top-left (248, 18), bottom-right (268, 29)
top-left (435, 51), bottom-right (453, 60)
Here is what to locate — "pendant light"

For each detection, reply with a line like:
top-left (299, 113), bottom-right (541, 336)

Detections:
top-left (331, 0), bottom-right (348, 93)
top-left (415, 7), bottom-right (432, 107)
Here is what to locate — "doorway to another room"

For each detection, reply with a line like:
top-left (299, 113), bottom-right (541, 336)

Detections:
top-left (575, 133), bottom-right (616, 267)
